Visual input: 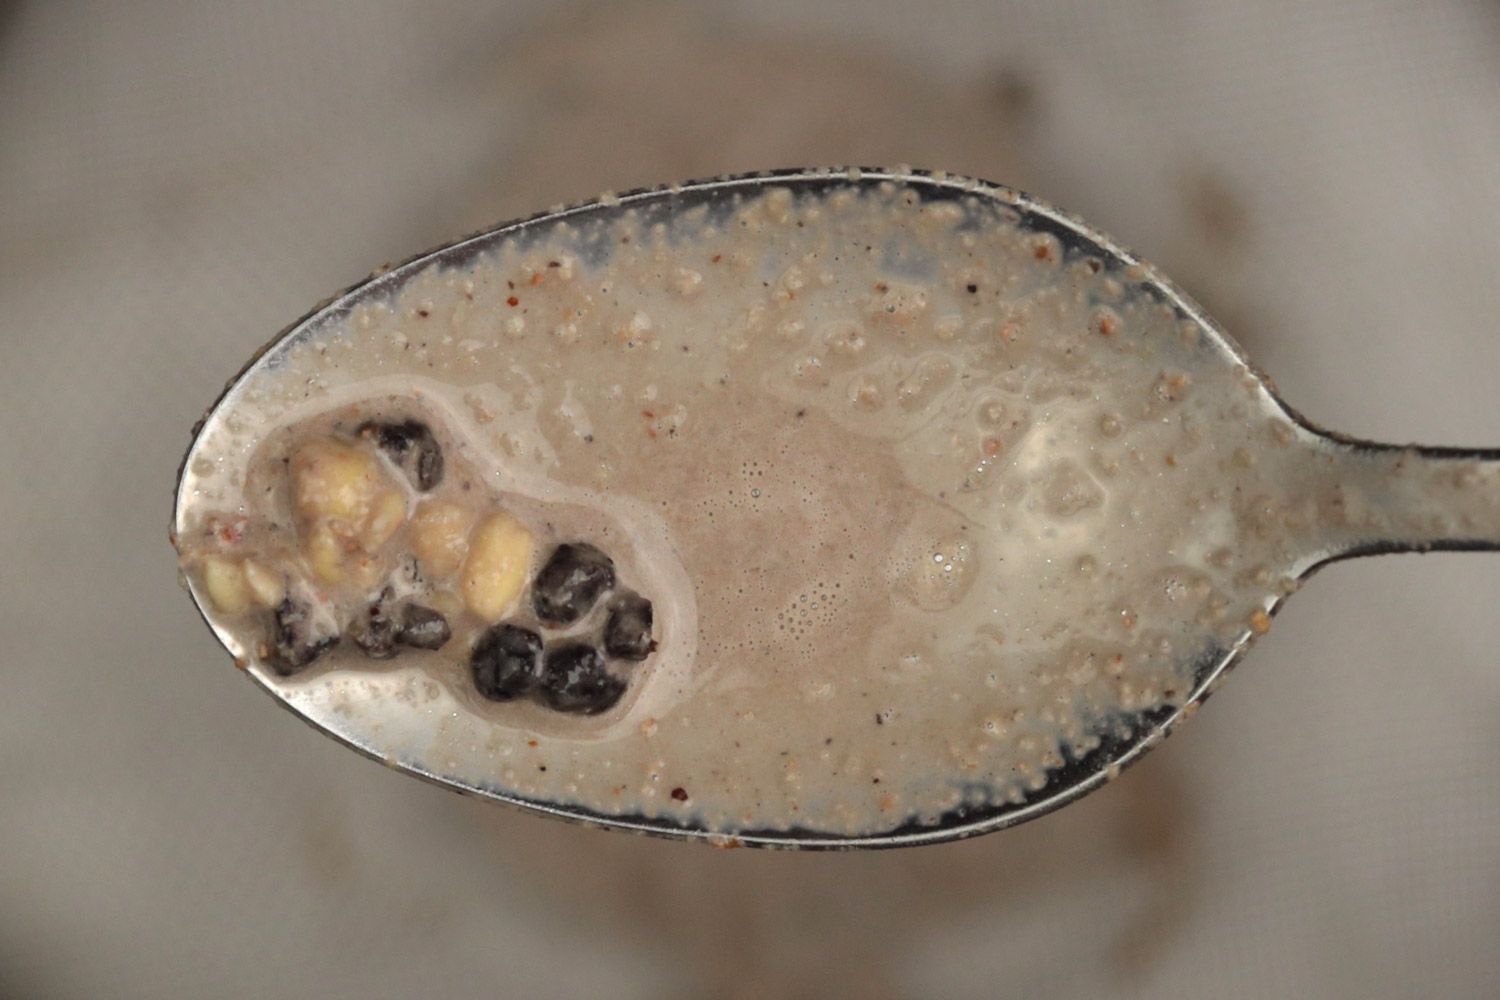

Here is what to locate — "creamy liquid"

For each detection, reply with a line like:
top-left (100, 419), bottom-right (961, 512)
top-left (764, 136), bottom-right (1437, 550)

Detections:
top-left (176, 178), bottom-right (1493, 837)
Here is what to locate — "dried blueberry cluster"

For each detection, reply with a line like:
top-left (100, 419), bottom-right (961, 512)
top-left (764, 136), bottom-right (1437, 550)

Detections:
top-left (357, 418), bottom-right (444, 491)
top-left (265, 419), bottom-right (454, 676)
top-left (255, 418), bottom-right (656, 705)
top-left (267, 586), bottom-right (454, 677)
top-left (348, 585), bottom-right (452, 659)
top-left (267, 598), bottom-right (339, 675)
top-left (470, 542), bottom-right (656, 715)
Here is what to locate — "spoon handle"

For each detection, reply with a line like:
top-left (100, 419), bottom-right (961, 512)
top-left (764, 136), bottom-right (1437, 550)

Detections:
top-left (1297, 432), bottom-right (1500, 571)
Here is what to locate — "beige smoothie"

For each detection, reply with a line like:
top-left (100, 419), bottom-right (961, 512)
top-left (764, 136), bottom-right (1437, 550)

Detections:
top-left (174, 175), bottom-right (1494, 838)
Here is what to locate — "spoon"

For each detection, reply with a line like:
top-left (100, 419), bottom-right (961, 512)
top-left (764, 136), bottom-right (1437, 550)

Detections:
top-left (175, 167), bottom-right (1499, 849)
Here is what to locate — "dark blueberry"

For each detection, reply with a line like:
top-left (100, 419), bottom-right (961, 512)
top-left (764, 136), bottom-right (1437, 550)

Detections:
top-left (540, 643), bottom-right (626, 714)
top-left (604, 590), bottom-right (655, 661)
top-left (358, 419), bottom-right (443, 491)
top-left (532, 542), bottom-right (615, 624)
top-left (348, 587), bottom-right (399, 659)
top-left (470, 623), bottom-right (543, 701)
top-left (268, 597), bottom-right (339, 676)
top-left (397, 603), bottom-right (451, 650)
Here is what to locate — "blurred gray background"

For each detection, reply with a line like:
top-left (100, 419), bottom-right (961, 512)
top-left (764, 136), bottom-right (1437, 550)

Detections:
top-left (2, 1), bottom-right (1498, 997)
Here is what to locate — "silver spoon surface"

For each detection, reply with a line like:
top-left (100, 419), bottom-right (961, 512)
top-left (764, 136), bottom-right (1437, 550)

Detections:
top-left (174, 168), bottom-right (1499, 848)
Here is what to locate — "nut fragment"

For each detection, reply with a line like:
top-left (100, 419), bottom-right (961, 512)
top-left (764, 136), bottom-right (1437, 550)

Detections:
top-left (291, 438), bottom-right (385, 525)
top-left (200, 555), bottom-right (285, 613)
top-left (461, 511), bottom-right (534, 621)
top-left (200, 555), bottom-right (251, 614)
top-left (292, 437), bottom-right (406, 582)
top-left (304, 522), bottom-right (349, 585)
top-left (363, 490), bottom-right (408, 553)
top-left (241, 559), bottom-right (286, 608)
top-left (410, 500), bottom-right (473, 578)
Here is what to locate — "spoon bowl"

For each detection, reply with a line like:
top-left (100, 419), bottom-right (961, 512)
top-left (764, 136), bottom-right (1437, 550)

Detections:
top-left (175, 168), bottom-right (1499, 848)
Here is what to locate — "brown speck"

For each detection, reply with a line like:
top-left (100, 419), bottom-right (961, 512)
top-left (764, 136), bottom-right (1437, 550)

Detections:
top-left (547, 260), bottom-right (561, 268)
top-left (1033, 242), bottom-right (1053, 261)
top-left (507, 296), bottom-right (520, 307)
top-left (1249, 609), bottom-right (1272, 634)
top-left (670, 787), bottom-right (689, 802)
top-left (966, 283), bottom-right (978, 293)
top-left (1182, 166), bottom-right (1249, 251)
top-left (416, 308), bottom-right (430, 318)
top-left (987, 67), bottom-right (1037, 124)
top-left (795, 408), bottom-right (807, 418)
top-left (527, 740), bottom-right (539, 748)
top-left (710, 254), bottom-right (722, 264)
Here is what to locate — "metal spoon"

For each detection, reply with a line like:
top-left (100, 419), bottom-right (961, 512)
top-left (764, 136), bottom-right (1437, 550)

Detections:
top-left (174, 168), bottom-right (1499, 849)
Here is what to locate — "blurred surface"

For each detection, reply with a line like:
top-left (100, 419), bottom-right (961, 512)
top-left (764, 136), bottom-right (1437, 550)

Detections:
top-left (1, 1), bottom-right (1498, 997)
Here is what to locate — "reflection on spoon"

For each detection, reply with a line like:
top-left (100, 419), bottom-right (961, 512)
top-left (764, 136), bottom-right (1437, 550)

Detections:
top-left (173, 168), bottom-right (1500, 848)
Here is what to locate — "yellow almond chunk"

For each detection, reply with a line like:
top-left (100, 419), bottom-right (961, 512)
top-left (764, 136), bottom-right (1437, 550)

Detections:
top-left (291, 438), bottom-right (386, 526)
top-left (241, 559), bottom-right (286, 608)
top-left (362, 489), bottom-right (407, 553)
top-left (410, 500), bottom-right (473, 578)
top-left (461, 511), bottom-right (534, 621)
top-left (305, 522), bottom-right (348, 585)
top-left (200, 555), bottom-right (251, 614)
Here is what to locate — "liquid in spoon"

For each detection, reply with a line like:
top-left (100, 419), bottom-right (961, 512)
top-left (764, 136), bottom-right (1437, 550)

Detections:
top-left (174, 175), bottom-right (1491, 839)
